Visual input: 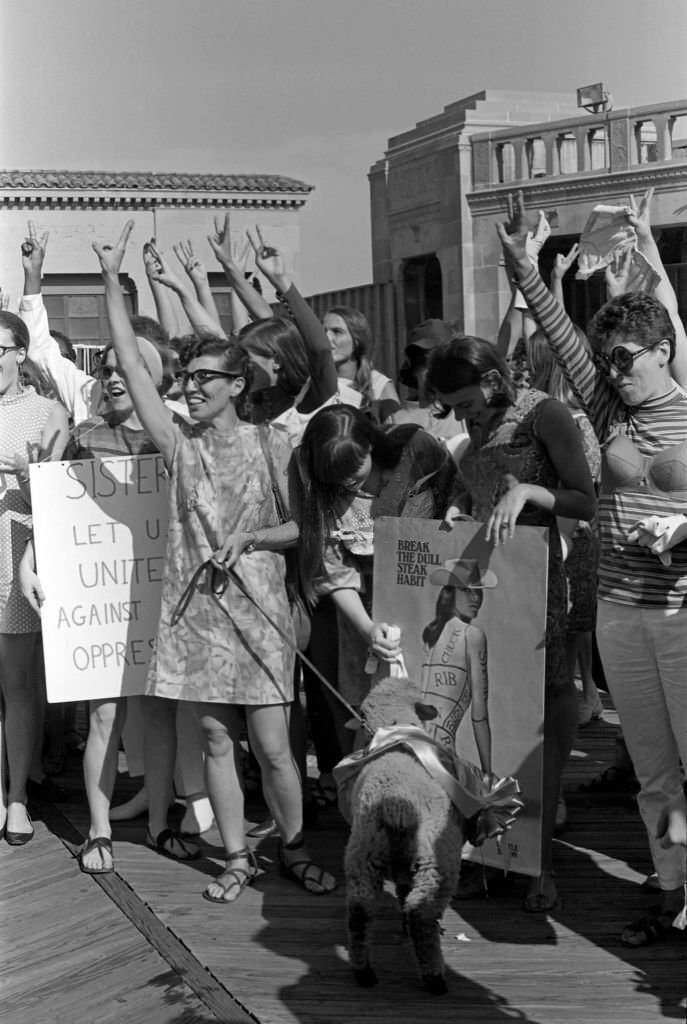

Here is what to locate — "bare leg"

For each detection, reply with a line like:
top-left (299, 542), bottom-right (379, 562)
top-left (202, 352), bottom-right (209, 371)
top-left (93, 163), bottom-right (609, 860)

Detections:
top-left (0, 633), bottom-right (39, 835)
top-left (81, 697), bottom-right (125, 871)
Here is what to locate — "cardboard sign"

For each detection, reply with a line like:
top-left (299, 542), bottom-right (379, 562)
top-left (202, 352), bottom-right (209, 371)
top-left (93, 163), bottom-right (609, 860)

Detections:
top-left (372, 517), bottom-right (548, 877)
top-left (30, 454), bottom-right (168, 702)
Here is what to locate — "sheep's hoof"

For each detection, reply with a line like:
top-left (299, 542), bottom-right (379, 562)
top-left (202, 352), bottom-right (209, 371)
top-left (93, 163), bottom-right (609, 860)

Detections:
top-left (353, 963), bottom-right (378, 987)
top-left (422, 972), bottom-right (448, 995)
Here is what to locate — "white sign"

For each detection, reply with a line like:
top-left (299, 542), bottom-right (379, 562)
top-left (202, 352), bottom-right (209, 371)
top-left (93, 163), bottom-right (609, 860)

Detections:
top-left (30, 454), bottom-right (168, 702)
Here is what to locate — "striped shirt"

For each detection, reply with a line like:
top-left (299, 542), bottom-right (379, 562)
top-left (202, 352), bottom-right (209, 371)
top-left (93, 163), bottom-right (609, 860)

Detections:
top-left (519, 266), bottom-right (687, 608)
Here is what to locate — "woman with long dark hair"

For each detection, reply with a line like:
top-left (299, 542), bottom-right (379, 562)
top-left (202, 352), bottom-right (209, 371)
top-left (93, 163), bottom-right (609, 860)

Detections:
top-left (294, 404), bottom-right (455, 742)
top-left (425, 334), bottom-right (596, 912)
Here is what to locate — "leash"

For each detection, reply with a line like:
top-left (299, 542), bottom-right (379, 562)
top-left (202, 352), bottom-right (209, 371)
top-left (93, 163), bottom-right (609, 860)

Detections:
top-left (172, 558), bottom-right (371, 734)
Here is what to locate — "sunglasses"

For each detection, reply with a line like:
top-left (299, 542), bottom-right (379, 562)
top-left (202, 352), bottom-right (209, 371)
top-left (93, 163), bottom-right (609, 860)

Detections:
top-left (178, 369), bottom-right (243, 388)
top-left (593, 343), bottom-right (658, 378)
top-left (94, 364), bottom-right (123, 381)
top-left (0, 345), bottom-right (19, 358)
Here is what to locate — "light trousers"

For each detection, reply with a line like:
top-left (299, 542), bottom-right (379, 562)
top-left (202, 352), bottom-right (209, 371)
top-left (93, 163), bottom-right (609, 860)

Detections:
top-left (596, 599), bottom-right (687, 890)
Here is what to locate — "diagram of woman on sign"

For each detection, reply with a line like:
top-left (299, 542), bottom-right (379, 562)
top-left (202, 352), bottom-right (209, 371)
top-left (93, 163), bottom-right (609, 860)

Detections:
top-left (421, 558), bottom-right (497, 778)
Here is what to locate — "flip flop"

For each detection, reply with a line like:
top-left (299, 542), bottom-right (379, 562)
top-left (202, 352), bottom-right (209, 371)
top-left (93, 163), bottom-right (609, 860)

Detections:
top-left (79, 835), bottom-right (114, 874)
top-left (203, 848), bottom-right (258, 904)
top-left (146, 827), bottom-right (200, 861)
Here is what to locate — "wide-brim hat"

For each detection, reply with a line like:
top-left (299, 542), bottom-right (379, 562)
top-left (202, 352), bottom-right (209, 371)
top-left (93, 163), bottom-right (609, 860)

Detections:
top-left (645, 441), bottom-right (687, 502)
top-left (429, 558), bottom-right (498, 589)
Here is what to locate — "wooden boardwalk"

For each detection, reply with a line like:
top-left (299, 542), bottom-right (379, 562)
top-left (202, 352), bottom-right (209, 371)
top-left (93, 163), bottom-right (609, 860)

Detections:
top-left (1, 700), bottom-right (685, 1024)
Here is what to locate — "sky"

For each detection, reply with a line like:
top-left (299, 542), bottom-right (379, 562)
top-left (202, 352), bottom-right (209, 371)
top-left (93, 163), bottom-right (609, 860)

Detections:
top-left (1, 0), bottom-right (686, 295)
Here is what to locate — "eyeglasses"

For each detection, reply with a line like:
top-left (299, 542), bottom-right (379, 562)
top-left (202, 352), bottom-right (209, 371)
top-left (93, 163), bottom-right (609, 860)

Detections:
top-left (178, 369), bottom-right (243, 388)
top-left (593, 344), bottom-right (658, 378)
top-left (0, 345), bottom-right (19, 358)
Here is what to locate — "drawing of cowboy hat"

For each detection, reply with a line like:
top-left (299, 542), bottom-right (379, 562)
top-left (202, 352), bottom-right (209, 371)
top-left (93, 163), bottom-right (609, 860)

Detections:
top-left (429, 558), bottom-right (498, 589)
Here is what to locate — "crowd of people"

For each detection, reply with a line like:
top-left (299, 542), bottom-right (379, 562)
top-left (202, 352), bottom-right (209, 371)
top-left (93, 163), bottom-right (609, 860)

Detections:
top-left (0, 190), bottom-right (685, 945)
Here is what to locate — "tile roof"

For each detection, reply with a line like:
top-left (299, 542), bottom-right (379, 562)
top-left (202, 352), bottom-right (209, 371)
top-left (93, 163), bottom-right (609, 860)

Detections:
top-left (0, 170), bottom-right (313, 194)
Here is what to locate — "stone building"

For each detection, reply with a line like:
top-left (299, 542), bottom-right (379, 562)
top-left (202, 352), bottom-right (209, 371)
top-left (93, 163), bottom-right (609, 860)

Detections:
top-left (368, 90), bottom-right (687, 357)
top-left (0, 169), bottom-right (312, 353)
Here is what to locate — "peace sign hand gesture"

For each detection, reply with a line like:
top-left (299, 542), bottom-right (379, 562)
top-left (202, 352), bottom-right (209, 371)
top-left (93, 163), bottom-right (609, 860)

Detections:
top-left (496, 191), bottom-right (531, 269)
top-left (92, 220), bottom-right (134, 277)
top-left (626, 187), bottom-right (654, 243)
top-left (21, 220), bottom-right (50, 275)
top-left (246, 225), bottom-right (289, 291)
top-left (173, 239), bottom-right (208, 285)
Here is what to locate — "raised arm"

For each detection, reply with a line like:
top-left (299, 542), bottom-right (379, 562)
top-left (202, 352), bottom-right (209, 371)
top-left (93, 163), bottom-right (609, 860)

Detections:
top-left (146, 241), bottom-right (226, 340)
top-left (628, 187), bottom-right (687, 388)
top-left (143, 239), bottom-right (182, 339)
top-left (497, 193), bottom-right (605, 424)
top-left (247, 226), bottom-right (337, 408)
top-left (93, 222), bottom-right (177, 464)
top-left (19, 221), bottom-right (99, 422)
top-left (208, 212), bottom-right (273, 323)
top-left (172, 239), bottom-right (223, 329)
top-left (550, 243), bottom-right (579, 311)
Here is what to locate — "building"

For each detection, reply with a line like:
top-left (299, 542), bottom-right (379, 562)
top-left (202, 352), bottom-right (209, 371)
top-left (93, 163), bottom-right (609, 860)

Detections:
top-left (362, 90), bottom-right (687, 377)
top-left (0, 169), bottom-right (313, 358)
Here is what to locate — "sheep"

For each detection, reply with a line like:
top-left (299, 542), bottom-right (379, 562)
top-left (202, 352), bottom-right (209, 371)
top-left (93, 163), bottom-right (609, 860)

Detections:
top-left (337, 675), bottom-right (465, 995)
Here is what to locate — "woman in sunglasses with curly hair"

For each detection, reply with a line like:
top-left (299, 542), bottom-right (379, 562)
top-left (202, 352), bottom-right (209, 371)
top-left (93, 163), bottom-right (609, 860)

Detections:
top-left (500, 189), bottom-right (687, 947)
top-left (92, 222), bottom-right (335, 905)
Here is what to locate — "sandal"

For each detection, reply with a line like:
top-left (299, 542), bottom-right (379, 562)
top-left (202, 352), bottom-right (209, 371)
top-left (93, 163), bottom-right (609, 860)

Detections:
top-left (203, 847), bottom-right (258, 904)
top-left (146, 827), bottom-right (200, 861)
top-left (278, 835), bottom-right (336, 894)
top-left (309, 777), bottom-right (338, 809)
top-left (79, 835), bottom-right (114, 875)
top-left (621, 906), bottom-right (677, 947)
top-left (523, 871), bottom-right (561, 913)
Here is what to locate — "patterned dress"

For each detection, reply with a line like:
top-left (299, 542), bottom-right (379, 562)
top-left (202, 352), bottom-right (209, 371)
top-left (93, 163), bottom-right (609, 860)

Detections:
top-left (0, 387), bottom-right (57, 633)
top-left (458, 388), bottom-right (569, 691)
top-left (146, 419), bottom-right (295, 705)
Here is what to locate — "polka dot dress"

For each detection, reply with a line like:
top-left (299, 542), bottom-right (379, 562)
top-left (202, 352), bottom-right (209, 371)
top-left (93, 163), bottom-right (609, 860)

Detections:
top-left (0, 387), bottom-right (55, 632)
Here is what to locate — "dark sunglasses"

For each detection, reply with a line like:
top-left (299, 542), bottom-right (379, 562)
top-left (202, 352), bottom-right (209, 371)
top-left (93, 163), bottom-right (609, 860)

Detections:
top-left (94, 363), bottom-right (123, 381)
top-left (178, 369), bottom-right (243, 388)
top-left (593, 343), bottom-right (658, 378)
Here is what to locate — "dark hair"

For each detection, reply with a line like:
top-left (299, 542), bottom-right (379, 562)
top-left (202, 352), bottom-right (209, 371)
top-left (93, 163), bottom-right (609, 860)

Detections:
top-left (327, 306), bottom-right (374, 408)
top-left (239, 317), bottom-right (310, 396)
top-left (588, 292), bottom-right (676, 362)
top-left (178, 333), bottom-right (252, 419)
top-left (51, 329), bottom-right (76, 363)
top-left (0, 311), bottom-right (30, 351)
top-left (130, 314), bottom-right (169, 347)
top-left (424, 335), bottom-right (516, 414)
top-left (296, 405), bottom-right (406, 601)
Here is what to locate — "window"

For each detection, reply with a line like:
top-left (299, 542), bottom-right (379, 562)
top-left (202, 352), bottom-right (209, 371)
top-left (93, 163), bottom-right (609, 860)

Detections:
top-left (42, 274), bottom-right (137, 372)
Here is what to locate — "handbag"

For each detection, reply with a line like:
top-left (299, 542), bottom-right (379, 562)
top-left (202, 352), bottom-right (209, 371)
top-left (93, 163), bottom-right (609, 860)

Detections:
top-left (257, 427), bottom-right (311, 652)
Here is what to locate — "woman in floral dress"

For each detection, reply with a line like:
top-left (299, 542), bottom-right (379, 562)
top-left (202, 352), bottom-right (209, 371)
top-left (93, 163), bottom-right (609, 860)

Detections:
top-left (94, 222), bottom-right (334, 903)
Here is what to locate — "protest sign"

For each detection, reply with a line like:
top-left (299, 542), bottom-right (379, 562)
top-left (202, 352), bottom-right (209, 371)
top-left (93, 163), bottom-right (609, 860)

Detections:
top-left (373, 516), bottom-right (548, 877)
top-left (30, 454), bottom-right (168, 702)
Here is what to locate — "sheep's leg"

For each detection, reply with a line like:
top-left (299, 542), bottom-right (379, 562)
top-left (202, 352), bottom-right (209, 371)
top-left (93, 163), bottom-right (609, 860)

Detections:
top-left (345, 855), bottom-right (385, 987)
top-left (405, 865), bottom-right (451, 995)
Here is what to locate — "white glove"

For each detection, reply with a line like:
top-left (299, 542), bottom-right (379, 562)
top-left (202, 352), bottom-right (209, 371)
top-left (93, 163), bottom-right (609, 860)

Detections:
top-left (626, 514), bottom-right (687, 567)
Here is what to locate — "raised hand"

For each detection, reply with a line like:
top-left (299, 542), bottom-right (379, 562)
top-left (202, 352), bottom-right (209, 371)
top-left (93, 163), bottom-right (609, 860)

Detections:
top-left (92, 220), bottom-right (134, 277)
top-left (144, 241), bottom-right (187, 293)
top-left (21, 220), bottom-right (49, 274)
top-left (142, 238), bottom-right (163, 279)
top-left (246, 225), bottom-right (288, 285)
top-left (173, 239), bottom-right (209, 285)
top-left (552, 243), bottom-right (580, 280)
top-left (496, 191), bottom-right (531, 267)
top-left (207, 211), bottom-right (234, 267)
top-left (605, 247), bottom-right (633, 299)
top-left (626, 187), bottom-right (654, 242)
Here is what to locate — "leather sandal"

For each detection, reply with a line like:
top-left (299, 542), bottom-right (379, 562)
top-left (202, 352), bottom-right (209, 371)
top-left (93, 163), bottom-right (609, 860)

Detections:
top-left (278, 836), bottom-right (336, 894)
top-left (79, 835), bottom-right (114, 874)
top-left (146, 827), bottom-right (200, 861)
top-left (203, 847), bottom-right (258, 904)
